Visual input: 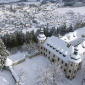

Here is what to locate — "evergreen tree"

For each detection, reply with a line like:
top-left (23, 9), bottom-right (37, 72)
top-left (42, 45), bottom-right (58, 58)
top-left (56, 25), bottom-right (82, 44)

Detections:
top-left (0, 39), bottom-right (9, 70)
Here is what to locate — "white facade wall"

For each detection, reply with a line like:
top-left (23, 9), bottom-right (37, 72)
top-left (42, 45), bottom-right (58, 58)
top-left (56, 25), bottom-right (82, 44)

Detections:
top-left (41, 46), bottom-right (68, 73)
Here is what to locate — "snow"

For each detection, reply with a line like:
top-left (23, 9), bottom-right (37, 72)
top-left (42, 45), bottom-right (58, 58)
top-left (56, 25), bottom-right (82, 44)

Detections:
top-left (14, 55), bottom-right (51, 85)
top-left (9, 66), bottom-right (19, 83)
top-left (8, 51), bottom-right (27, 62)
top-left (5, 57), bottom-right (13, 66)
top-left (43, 36), bottom-right (73, 63)
top-left (54, 7), bottom-right (85, 15)
top-left (8, 54), bottom-right (85, 85)
top-left (22, 26), bottom-right (39, 34)
top-left (0, 0), bottom-right (20, 3)
top-left (0, 70), bottom-right (15, 85)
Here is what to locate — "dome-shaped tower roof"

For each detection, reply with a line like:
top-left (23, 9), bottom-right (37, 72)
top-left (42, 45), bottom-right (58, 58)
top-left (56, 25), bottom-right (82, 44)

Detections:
top-left (37, 28), bottom-right (46, 40)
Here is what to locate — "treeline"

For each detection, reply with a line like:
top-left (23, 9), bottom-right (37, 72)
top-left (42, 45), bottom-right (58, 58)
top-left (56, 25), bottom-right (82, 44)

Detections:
top-left (44, 23), bottom-right (73, 37)
top-left (0, 24), bottom-right (73, 49)
top-left (0, 30), bottom-right (39, 48)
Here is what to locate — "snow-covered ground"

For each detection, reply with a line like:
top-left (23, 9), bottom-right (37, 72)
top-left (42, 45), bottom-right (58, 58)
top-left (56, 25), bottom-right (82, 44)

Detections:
top-left (0, 0), bottom-right (20, 3)
top-left (0, 70), bottom-right (15, 85)
top-left (53, 7), bottom-right (85, 15)
top-left (9, 54), bottom-right (84, 85)
top-left (8, 51), bottom-right (27, 62)
top-left (14, 55), bottom-right (50, 85)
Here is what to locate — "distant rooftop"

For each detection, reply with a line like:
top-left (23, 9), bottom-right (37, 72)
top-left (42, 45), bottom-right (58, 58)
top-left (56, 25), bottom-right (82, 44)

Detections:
top-left (68, 38), bottom-right (85, 47)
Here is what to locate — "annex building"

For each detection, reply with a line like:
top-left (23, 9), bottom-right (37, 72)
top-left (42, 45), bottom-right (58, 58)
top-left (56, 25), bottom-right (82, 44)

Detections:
top-left (37, 27), bottom-right (85, 80)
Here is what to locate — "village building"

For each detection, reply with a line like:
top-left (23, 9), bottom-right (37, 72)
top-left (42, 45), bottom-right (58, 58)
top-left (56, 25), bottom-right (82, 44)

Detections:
top-left (37, 28), bottom-right (85, 80)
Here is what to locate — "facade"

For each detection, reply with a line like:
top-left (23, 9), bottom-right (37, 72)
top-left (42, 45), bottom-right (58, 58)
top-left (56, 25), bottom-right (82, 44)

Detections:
top-left (37, 28), bottom-right (85, 80)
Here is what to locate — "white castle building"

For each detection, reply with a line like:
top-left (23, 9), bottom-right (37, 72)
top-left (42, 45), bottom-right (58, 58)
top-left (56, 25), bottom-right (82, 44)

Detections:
top-left (37, 28), bottom-right (85, 80)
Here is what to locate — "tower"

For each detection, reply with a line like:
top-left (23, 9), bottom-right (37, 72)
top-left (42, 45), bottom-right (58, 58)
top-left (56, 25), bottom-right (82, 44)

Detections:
top-left (66, 46), bottom-right (82, 80)
top-left (37, 28), bottom-right (46, 54)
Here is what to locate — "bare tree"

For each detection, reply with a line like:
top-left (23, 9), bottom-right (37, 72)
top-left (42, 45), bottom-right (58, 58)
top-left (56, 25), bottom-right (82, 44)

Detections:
top-left (36, 62), bottom-right (64, 85)
top-left (18, 69), bottom-right (29, 85)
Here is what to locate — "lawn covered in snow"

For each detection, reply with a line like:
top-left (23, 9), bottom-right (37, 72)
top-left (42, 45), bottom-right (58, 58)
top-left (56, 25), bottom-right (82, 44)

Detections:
top-left (14, 55), bottom-right (50, 85)
top-left (9, 51), bottom-right (27, 62)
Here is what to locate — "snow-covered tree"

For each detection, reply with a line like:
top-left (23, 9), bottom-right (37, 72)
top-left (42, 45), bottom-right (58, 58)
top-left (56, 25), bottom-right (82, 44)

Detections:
top-left (50, 62), bottom-right (64, 85)
top-left (36, 65), bottom-right (54, 85)
top-left (0, 39), bottom-right (9, 70)
top-left (18, 68), bottom-right (29, 85)
top-left (36, 62), bottom-right (64, 85)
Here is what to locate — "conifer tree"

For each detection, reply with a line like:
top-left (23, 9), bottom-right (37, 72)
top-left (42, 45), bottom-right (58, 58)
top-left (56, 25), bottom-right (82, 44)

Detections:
top-left (0, 39), bottom-right (9, 70)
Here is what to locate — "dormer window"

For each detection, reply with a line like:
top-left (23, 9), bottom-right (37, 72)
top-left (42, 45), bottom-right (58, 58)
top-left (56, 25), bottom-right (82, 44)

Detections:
top-left (59, 49), bottom-right (63, 54)
top-left (50, 45), bottom-right (52, 48)
top-left (63, 54), bottom-right (66, 57)
top-left (63, 51), bottom-right (67, 57)
top-left (47, 43), bottom-right (50, 46)
top-left (56, 50), bottom-right (58, 52)
top-left (53, 47), bottom-right (55, 50)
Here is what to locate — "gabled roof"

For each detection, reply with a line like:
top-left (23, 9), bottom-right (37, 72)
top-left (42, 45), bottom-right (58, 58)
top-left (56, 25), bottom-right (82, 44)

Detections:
top-left (43, 36), bottom-right (85, 63)
top-left (43, 36), bottom-right (73, 63)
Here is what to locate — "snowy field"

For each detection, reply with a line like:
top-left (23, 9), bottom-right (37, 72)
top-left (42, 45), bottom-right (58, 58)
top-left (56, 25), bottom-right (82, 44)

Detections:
top-left (8, 51), bottom-right (27, 62)
top-left (0, 70), bottom-right (15, 85)
top-left (14, 55), bottom-right (50, 85)
top-left (54, 7), bottom-right (85, 15)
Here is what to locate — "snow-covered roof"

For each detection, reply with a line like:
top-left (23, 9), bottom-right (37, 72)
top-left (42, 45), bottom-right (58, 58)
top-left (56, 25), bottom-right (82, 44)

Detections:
top-left (43, 36), bottom-right (74, 63)
top-left (43, 36), bottom-right (85, 63)
top-left (5, 58), bottom-right (13, 66)
top-left (69, 54), bottom-right (82, 63)
top-left (68, 38), bottom-right (85, 46)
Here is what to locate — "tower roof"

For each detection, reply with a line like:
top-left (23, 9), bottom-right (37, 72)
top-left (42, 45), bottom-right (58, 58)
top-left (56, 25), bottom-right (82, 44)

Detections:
top-left (37, 28), bottom-right (46, 40)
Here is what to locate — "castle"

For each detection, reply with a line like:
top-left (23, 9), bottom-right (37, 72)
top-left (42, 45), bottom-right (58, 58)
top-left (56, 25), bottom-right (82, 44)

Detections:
top-left (37, 28), bottom-right (85, 80)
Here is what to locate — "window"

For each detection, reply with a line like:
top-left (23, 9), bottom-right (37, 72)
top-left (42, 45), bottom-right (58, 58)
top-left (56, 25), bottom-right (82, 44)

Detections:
top-left (63, 54), bottom-right (66, 57)
top-left (53, 47), bottom-right (55, 50)
top-left (79, 63), bottom-right (81, 65)
top-left (61, 66), bottom-right (62, 69)
top-left (61, 61), bottom-right (63, 64)
top-left (46, 54), bottom-right (47, 57)
top-left (58, 58), bottom-right (59, 61)
top-left (50, 45), bottom-right (52, 48)
top-left (67, 76), bottom-right (70, 79)
top-left (69, 70), bottom-right (71, 73)
top-left (48, 57), bottom-right (50, 60)
top-left (41, 52), bottom-right (42, 54)
top-left (64, 69), bottom-right (66, 72)
top-left (65, 63), bottom-right (67, 66)
top-left (46, 49), bottom-right (47, 52)
top-left (44, 53), bottom-right (45, 56)
top-left (71, 64), bottom-right (73, 66)
top-left (74, 70), bottom-right (76, 73)
top-left (51, 58), bottom-right (55, 62)
top-left (47, 44), bottom-right (49, 46)
top-left (53, 55), bottom-right (55, 58)
top-left (44, 48), bottom-right (45, 50)
top-left (75, 64), bottom-right (77, 66)
top-left (49, 51), bottom-right (50, 54)
top-left (56, 50), bottom-right (58, 52)
top-left (41, 47), bottom-right (42, 49)
top-left (73, 76), bottom-right (75, 78)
